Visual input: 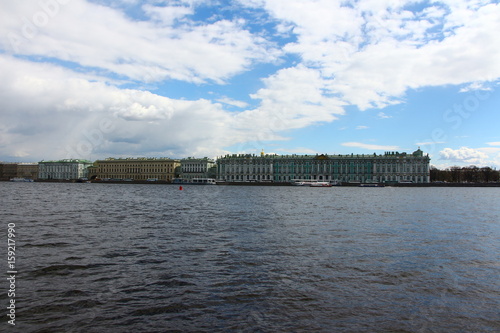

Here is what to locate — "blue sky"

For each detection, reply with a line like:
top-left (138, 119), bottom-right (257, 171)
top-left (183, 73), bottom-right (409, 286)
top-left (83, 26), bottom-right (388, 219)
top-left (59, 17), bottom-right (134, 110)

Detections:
top-left (1, 0), bottom-right (500, 168)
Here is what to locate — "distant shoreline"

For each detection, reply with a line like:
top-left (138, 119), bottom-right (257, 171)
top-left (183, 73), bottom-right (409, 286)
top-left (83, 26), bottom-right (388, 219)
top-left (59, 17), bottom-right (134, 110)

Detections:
top-left (3, 179), bottom-right (500, 187)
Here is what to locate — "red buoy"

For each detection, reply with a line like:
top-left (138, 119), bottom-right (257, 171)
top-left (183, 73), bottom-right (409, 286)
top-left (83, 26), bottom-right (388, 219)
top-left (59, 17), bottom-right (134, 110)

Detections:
top-left (179, 186), bottom-right (183, 190)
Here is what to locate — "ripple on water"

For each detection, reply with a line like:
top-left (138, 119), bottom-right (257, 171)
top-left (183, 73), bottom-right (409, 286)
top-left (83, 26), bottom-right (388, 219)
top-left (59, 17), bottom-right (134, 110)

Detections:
top-left (3, 183), bottom-right (499, 332)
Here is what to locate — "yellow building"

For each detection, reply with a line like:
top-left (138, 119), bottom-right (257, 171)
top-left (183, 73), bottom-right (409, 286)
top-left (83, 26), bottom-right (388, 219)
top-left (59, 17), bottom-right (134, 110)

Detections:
top-left (89, 157), bottom-right (180, 181)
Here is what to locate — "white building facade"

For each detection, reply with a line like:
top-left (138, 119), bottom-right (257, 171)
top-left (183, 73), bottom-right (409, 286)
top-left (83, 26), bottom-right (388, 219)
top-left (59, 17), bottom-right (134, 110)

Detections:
top-left (38, 159), bottom-right (93, 180)
top-left (180, 157), bottom-right (216, 180)
top-left (217, 149), bottom-right (430, 183)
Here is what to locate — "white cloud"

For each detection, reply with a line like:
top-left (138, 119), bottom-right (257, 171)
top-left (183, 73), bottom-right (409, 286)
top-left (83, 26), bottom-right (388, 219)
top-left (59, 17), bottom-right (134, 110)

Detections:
top-left (356, 125), bottom-right (369, 130)
top-left (459, 82), bottom-right (493, 93)
top-left (0, 55), bottom-right (342, 161)
top-left (0, 55), bottom-right (238, 160)
top-left (240, 65), bottom-right (345, 132)
top-left (142, 4), bottom-right (193, 25)
top-left (477, 147), bottom-right (500, 168)
top-left (243, 0), bottom-right (500, 110)
top-left (439, 147), bottom-right (489, 165)
top-left (216, 97), bottom-right (249, 108)
top-left (2, 1), bottom-right (500, 162)
top-left (341, 142), bottom-right (399, 151)
top-left (486, 142), bottom-right (500, 146)
top-left (0, 0), bottom-right (280, 84)
top-left (377, 112), bottom-right (392, 119)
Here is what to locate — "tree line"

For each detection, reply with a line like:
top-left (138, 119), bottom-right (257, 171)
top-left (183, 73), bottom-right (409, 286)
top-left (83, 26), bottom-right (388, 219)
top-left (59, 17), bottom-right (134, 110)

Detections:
top-left (430, 166), bottom-right (500, 183)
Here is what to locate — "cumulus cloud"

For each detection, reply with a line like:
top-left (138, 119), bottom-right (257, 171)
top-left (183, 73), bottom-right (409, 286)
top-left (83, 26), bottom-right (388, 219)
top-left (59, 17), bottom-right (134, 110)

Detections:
top-left (459, 82), bottom-right (493, 93)
top-left (439, 147), bottom-right (489, 165)
top-left (477, 147), bottom-right (500, 168)
top-left (216, 97), bottom-right (249, 108)
top-left (0, 55), bottom-right (340, 161)
top-left (0, 55), bottom-right (235, 160)
top-left (0, 0), bottom-right (279, 84)
top-left (242, 0), bottom-right (500, 110)
top-left (242, 65), bottom-right (345, 131)
top-left (1, 0), bottom-right (500, 162)
top-left (377, 112), bottom-right (392, 119)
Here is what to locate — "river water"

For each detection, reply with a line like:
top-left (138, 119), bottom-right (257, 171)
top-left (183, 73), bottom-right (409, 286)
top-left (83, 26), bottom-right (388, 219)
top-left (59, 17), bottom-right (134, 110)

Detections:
top-left (1, 182), bottom-right (499, 332)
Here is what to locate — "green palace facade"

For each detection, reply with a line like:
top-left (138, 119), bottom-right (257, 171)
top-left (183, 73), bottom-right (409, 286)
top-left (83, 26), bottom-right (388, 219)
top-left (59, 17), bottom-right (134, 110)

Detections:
top-left (217, 149), bottom-right (430, 183)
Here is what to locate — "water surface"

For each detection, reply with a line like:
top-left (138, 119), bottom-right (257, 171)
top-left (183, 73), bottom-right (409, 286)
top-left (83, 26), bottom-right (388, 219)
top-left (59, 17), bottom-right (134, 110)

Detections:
top-left (1, 183), bottom-right (499, 332)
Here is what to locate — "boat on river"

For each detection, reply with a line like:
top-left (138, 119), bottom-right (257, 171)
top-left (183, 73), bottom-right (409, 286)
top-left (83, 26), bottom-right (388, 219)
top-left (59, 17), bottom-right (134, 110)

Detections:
top-left (10, 178), bottom-right (34, 182)
top-left (291, 179), bottom-right (313, 186)
top-left (310, 182), bottom-right (332, 187)
top-left (291, 179), bottom-right (332, 187)
top-left (173, 178), bottom-right (217, 185)
top-left (359, 183), bottom-right (385, 187)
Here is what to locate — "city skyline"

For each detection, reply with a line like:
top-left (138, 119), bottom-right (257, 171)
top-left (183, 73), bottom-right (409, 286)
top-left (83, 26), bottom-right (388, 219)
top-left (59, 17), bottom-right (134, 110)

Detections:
top-left (1, 0), bottom-right (500, 168)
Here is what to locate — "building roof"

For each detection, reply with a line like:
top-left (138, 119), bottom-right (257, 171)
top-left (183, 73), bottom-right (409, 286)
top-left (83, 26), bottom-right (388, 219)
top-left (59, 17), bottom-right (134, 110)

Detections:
top-left (39, 159), bottom-right (93, 164)
top-left (96, 157), bottom-right (180, 162)
top-left (218, 151), bottom-right (429, 160)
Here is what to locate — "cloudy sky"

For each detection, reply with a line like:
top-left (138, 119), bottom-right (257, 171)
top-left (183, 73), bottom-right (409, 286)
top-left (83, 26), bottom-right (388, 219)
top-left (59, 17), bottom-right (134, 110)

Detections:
top-left (1, 0), bottom-right (499, 168)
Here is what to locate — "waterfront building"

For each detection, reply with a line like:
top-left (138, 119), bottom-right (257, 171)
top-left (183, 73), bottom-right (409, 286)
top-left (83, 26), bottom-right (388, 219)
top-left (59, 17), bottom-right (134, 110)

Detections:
top-left (0, 163), bottom-right (19, 181)
top-left (88, 157), bottom-right (180, 181)
top-left (217, 149), bottom-right (430, 183)
top-left (179, 157), bottom-right (216, 181)
top-left (16, 163), bottom-right (39, 180)
top-left (0, 162), bottom-right (38, 180)
top-left (38, 159), bottom-right (93, 180)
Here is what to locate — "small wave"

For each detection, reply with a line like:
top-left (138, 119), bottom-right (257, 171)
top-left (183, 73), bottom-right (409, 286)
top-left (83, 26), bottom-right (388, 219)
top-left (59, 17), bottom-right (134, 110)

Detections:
top-left (121, 287), bottom-right (149, 295)
top-left (130, 303), bottom-right (190, 316)
top-left (64, 256), bottom-right (85, 261)
top-left (60, 290), bottom-right (90, 297)
top-left (102, 250), bottom-right (140, 258)
top-left (21, 299), bottom-right (101, 319)
top-left (30, 264), bottom-right (112, 277)
top-left (135, 258), bottom-right (165, 264)
top-left (150, 279), bottom-right (196, 287)
top-left (31, 264), bottom-right (89, 277)
top-left (189, 248), bottom-right (206, 253)
top-left (23, 242), bottom-right (72, 248)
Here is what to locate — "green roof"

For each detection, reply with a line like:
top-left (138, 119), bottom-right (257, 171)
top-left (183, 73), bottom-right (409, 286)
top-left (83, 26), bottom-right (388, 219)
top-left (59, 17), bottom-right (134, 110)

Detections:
top-left (218, 151), bottom-right (428, 159)
top-left (39, 159), bottom-right (93, 164)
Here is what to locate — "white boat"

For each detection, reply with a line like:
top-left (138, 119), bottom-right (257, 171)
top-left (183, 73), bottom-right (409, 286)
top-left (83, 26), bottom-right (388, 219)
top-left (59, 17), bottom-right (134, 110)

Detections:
top-left (174, 178), bottom-right (217, 185)
top-left (10, 178), bottom-right (34, 182)
top-left (310, 182), bottom-right (333, 187)
top-left (291, 179), bottom-right (332, 187)
top-left (190, 178), bottom-right (217, 185)
top-left (359, 183), bottom-right (384, 187)
top-left (291, 179), bottom-right (314, 186)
